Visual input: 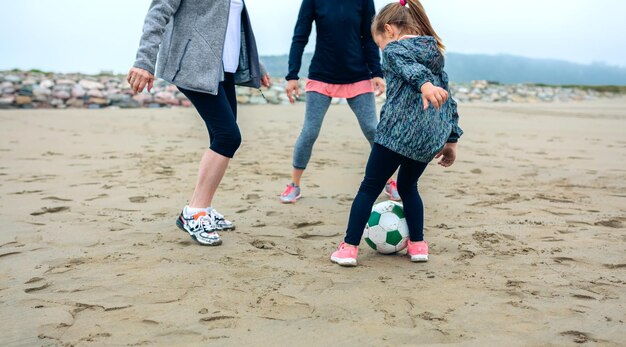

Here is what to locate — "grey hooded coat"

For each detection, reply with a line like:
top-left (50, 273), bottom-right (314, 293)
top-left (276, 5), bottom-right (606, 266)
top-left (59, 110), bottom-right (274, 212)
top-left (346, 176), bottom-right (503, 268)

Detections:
top-left (133, 0), bottom-right (263, 95)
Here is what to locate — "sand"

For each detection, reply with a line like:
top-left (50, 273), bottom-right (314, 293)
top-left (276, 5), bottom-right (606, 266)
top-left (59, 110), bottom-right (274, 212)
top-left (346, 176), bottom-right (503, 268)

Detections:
top-left (1, 98), bottom-right (625, 346)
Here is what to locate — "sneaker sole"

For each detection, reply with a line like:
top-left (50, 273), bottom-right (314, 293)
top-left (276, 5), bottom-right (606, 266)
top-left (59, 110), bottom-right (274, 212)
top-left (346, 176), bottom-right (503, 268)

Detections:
top-left (330, 256), bottom-right (357, 267)
top-left (176, 217), bottom-right (223, 246)
top-left (280, 194), bottom-right (302, 204)
top-left (410, 255), bottom-right (428, 262)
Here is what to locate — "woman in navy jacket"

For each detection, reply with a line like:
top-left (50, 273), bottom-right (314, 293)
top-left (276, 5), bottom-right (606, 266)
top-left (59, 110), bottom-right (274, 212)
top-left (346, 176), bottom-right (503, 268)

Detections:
top-left (280, 0), bottom-right (400, 203)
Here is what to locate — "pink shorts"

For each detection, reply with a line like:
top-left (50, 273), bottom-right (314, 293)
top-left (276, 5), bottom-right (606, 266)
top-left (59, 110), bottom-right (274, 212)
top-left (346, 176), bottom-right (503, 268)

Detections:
top-left (305, 79), bottom-right (374, 99)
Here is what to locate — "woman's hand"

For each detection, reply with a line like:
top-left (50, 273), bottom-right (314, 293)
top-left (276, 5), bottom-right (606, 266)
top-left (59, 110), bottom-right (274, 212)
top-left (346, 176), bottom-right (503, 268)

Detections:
top-left (127, 67), bottom-right (155, 94)
top-left (372, 77), bottom-right (386, 97)
top-left (286, 80), bottom-right (300, 104)
top-left (420, 82), bottom-right (448, 110)
top-left (435, 143), bottom-right (457, 167)
top-left (261, 73), bottom-right (271, 88)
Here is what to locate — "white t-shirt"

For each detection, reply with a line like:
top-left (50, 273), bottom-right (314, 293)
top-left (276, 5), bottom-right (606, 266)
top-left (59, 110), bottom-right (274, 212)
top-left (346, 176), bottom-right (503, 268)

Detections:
top-left (223, 0), bottom-right (244, 73)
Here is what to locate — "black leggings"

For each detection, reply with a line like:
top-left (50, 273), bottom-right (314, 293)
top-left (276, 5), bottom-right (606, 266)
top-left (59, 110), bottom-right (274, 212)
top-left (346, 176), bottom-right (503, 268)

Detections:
top-left (178, 73), bottom-right (241, 158)
top-left (345, 144), bottom-right (429, 245)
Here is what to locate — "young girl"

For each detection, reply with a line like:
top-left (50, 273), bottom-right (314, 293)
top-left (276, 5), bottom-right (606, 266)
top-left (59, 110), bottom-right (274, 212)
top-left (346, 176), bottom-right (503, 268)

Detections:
top-left (331, 0), bottom-right (463, 266)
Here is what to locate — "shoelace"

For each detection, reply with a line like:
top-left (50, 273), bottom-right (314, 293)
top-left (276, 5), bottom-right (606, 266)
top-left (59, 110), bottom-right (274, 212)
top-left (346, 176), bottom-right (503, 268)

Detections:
top-left (282, 185), bottom-right (294, 197)
top-left (210, 209), bottom-right (225, 221)
top-left (198, 214), bottom-right (216, 230)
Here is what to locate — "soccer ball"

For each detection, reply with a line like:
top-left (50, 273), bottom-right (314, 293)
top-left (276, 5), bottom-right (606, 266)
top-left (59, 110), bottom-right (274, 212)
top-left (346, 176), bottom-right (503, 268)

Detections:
top-left (363, 201), bottom-right (409, 254)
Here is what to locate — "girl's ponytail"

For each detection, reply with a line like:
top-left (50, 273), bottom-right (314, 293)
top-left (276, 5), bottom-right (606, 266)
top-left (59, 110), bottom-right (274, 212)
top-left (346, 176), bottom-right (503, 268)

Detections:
top-left (405, 0), bottom-right (445, 53)
top-left (372, 0), bottom-right (445, 54)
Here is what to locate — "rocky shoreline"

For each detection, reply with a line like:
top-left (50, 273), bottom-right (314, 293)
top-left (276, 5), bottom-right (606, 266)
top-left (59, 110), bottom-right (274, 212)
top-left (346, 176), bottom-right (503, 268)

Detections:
top-left (0, 71), bottom-right (621, 109)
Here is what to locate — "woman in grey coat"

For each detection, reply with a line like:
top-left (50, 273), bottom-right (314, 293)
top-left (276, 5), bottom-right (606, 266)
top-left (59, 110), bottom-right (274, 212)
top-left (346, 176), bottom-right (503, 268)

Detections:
top-left (127, 0), bottom-right (270, 246)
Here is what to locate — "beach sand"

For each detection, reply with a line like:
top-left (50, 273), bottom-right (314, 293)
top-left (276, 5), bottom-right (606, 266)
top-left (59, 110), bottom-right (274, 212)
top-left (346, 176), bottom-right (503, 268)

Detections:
top-left (1, 98), bottom-right (625, 346)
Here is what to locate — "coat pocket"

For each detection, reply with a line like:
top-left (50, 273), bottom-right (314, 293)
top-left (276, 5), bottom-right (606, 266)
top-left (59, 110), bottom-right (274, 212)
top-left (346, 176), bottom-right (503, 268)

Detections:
top-left (171, 34), bottom-right (220, 92)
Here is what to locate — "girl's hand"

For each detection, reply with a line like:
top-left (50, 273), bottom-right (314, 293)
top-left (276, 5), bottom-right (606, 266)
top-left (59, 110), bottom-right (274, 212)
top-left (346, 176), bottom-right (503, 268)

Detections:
top-left (420, 82), bottom-right (448, 110)
top-left (435, 143), bottom-right (457, 167)
top-left (261, 73), bottom-right (271, 88)
top-left (127, 67), bottom-right (155, 94)
top-left (286, 80), bottom-right (300, 104)
top-left (372, 77), bottom-right (386, 97)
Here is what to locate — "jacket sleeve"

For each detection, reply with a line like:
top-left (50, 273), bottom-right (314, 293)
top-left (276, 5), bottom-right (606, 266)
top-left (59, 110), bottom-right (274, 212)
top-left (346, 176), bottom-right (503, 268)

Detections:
top-left (442, 71), bottom-right (463, 143)
top-left (383, 44), bottom-right (435, 90)
top-left (361, 0), bottom-right (383, 79)
top-left (133, 0), bottom-right (182, 75)
top-left (446, 98), bottom-right (463, 143)
top-left (286, 0), bottom-right (315, 81)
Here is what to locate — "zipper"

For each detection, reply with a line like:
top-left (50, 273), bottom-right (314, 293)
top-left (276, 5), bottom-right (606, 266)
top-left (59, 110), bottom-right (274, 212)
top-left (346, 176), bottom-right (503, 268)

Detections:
top-left (172, 39), bottom-right (191, 81)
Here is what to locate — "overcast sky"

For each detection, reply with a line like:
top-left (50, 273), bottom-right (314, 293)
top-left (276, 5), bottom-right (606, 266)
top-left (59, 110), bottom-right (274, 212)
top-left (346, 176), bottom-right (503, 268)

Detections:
top-left (1, 0), bottom-right (624, 74)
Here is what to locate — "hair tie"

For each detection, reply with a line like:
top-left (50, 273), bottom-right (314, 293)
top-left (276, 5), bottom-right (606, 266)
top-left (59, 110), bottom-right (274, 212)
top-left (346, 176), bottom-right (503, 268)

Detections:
top-left (399, 0), bottom-right (407, 6)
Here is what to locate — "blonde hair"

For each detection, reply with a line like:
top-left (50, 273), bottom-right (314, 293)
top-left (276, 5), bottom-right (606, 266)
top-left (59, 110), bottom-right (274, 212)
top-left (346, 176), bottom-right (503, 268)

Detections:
top-left (371, 0), bottom-right (445, 53)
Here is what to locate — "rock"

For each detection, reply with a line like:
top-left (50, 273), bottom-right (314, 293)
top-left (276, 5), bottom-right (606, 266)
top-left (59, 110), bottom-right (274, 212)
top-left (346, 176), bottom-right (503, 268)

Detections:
top-left (2, 87), bottom-right (16, 94)
top-left (155, 91), bottom-right (176, 103)
top-left (236, 95), bottom-right (250, 104)
top-left (15, 95), bottom-right (33, 105)
top-left (79, 79), bottom-right (105, 90)
top-left (263, 89), bottom-right (280, 104)
top-left (18, 85), bottom-right (34, 96)
top-left (33, 86), bottom-right (52, 101)
top-left (22, 78), bottom-right (38, 85)
top-left (71, 85), bottom-right (86, 98)
top-left (0, 96), bottom-right (15, 107)
top-left (109, 94), bottom-right (140, 108)
top-left (4, 75), bottom-right (21, 83)
top-left (66, 98), bottom-right (84, 108)
top-left (53, 91), bottom-right (71, 100)
top-left (88, 97), bottom-right (109, 106)
top-left (39, 79), bottom-right (55, 89)
top-left (50, 98), bottom-right (65, 108)
top-left (87, 89), bottom-right (104, 98)
top-left (56, 79), bottom-right (75, 86)
top-left (133, 93), bottom-right (153, 105)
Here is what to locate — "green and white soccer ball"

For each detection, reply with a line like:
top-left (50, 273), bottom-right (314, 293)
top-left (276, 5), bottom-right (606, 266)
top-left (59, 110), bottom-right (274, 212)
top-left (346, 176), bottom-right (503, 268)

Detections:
top-left (363, 201), bottom-right (409, 254)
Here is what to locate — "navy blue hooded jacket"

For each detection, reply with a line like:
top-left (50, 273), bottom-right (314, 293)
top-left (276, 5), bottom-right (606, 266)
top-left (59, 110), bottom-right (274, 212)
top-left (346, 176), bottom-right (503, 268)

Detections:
top-left (286, 0), bottom-right (383, 84)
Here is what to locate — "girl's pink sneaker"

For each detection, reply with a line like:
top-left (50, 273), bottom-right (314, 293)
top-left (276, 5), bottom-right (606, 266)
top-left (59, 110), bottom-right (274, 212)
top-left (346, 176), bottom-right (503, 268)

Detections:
top-left (330, 242), bottom-right (358, 267)
top-left (408, 241), bottom-right (428, 262)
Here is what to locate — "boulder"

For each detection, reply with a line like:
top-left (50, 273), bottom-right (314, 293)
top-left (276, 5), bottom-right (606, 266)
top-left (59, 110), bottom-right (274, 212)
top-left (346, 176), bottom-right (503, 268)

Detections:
top-left (39, 79), bottom-right (55, 89)
top-left (87, 89), bottom-right (105, 98)
top-left (88, 97), bottom-right (109, 106)
top-left (79, 79), bottom-right (105, 90)
top-left (15, 95), bottom-right (33, 105)
top-left (71, 85), bottom-right (86, 98)
top-left (66, 98), bottom-right (85, 108)
top-left (53, 90), bottom-right (71, 100)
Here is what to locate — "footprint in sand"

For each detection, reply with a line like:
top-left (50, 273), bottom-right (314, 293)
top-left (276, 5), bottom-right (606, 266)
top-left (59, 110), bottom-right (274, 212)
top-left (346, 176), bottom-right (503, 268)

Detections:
top-left (30, 206), bottom-right (70, 216)
top-left (129, 196), bottom-right (147, 203)
top-left (24, 281), bottom-right (51, 293)
top-left (560, 331), bottom-right (597, 344)
top-left (42, 196), bottom-right (73, 202)
top-left (291, 221), bottom-right (324, 229)
top-left (594, 219), bottom-right (623, 228)
top-left (10, 190), bottom-right (43, 195)
top-left (250, 239), bottom-right (275, 250)
top-left (85, 194), bottom-right (109, 202)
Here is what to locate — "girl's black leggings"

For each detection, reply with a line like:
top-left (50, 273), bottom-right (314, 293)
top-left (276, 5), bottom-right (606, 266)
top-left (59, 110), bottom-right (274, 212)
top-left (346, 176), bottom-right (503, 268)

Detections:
top-left (178, 73), bottom-right (241, 158)
top-left (345, 144), bottom-right (429, 245)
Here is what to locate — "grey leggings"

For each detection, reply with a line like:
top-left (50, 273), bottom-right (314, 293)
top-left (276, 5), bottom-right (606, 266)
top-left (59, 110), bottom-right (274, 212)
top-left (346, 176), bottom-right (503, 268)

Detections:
top-left (293, 91), bottom-right (378, 170)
